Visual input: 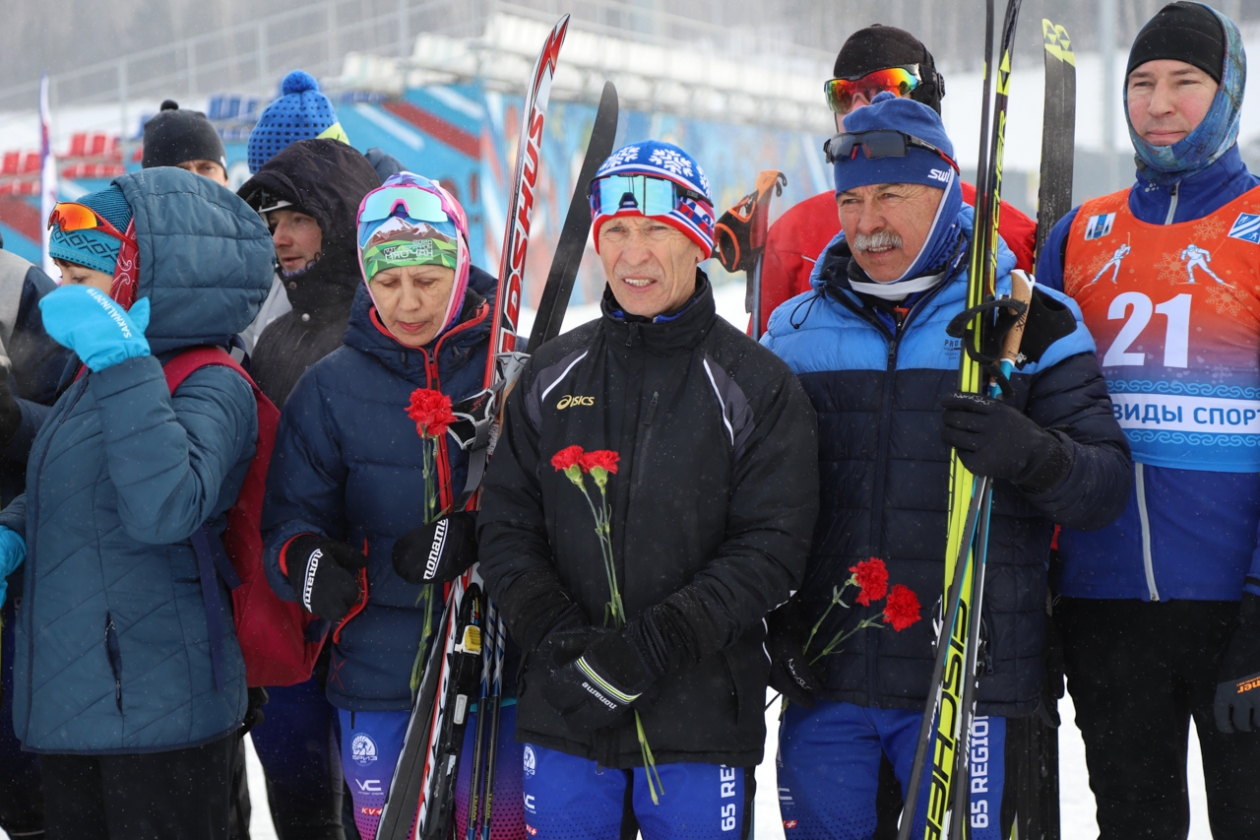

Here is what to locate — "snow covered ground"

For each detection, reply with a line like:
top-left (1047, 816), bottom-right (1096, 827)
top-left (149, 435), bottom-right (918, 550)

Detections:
top-left (0, 281), bottom-right (1215, 840)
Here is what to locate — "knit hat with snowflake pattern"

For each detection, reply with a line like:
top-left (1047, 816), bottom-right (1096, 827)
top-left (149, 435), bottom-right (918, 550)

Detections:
top-left (590, 140), bottom-right (715, 259)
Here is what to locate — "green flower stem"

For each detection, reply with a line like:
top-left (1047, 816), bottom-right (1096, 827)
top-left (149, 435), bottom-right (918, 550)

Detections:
top-left (809, 616), bottom-right (886, 665)
top-left (567, 465), bottom-right (657, 799)
top-left (802, 575), bottom-right (857, 657)
top-left (637, 710), bottom-right (665, 804)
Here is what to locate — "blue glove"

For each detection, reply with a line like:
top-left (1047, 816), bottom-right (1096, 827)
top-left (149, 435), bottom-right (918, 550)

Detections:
top-left (39, 285), bottom-right (151, 372)
top-left (0, 526), bottom-right (27, 609)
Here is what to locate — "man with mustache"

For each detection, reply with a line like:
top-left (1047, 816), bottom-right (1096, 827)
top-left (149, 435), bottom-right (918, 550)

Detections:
top-left (761, 92), bottom-right (1132, 839)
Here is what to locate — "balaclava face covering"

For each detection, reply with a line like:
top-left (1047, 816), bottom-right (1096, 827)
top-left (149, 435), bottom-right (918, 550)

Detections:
top-left (1125, 2), bottom-right (1245, 186)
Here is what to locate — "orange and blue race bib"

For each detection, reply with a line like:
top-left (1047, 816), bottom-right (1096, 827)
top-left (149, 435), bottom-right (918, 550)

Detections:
top-left (1065, 187), bottom-right (1260, 472)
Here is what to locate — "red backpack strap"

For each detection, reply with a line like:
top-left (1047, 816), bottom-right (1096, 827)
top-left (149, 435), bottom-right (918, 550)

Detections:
top-left (161, 346), bottom-right (280, 691)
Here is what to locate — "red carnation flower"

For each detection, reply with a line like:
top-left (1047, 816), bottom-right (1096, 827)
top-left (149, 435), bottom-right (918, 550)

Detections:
top-left (578, 450), bottom-right (619, 475)
top-left (551, 445), bottom-right (585, 473)
top-left (849, 557), bottom-right (889, 607)
top-left (883, 584), bottom-right (922, 632)
top-left (406, 388), bottom-right (456, 439)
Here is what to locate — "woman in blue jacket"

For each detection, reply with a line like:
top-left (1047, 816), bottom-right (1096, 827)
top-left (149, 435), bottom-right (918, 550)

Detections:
top-left (0, 168), bottom-right (273, 839)
top-left (262, 173), bottom-right (514, 840)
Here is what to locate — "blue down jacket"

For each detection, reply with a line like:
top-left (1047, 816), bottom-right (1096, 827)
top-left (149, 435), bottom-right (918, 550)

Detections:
top-left (1038, 146), bottom-right (1260, 601)
top-left (263, 269), bottom-right (494, 712)
top-left (763, 207), bottom-right (1131, 716)
top-left (0, 167), bottom-right (273, 753)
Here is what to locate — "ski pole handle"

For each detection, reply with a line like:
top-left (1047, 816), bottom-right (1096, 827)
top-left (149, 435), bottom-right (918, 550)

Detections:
top-left (988, 269), bottom-right (1035, 399)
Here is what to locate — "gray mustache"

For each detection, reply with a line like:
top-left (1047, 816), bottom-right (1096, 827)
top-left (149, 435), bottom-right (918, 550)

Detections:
top-left (852, 230), bottom-right (903, 251)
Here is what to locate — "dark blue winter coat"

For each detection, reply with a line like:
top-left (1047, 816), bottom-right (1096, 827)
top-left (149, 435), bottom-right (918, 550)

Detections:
top-left (1038, 146), bottom-right (1260, 602)
top-left (763, 206), bottom-right (1132, 716)
top-left (263, 268), bottom-right (494, 712)
top-left (0, 167), bottom-right (274, 753)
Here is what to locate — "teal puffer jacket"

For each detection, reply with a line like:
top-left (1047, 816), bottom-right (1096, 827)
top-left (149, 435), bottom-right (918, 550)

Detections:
top-left (0, 167), bottom-right (273, 754)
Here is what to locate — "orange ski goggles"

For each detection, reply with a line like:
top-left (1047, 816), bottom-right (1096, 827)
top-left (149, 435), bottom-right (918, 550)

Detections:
top-left (47, 202), bottom-right (136, 249)
top-left (824, 65), bottom-right (922, 115)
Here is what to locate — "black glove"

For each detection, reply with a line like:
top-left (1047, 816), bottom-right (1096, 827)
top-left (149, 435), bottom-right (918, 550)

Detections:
top-left (242, 687), bottom-right (269, 735)
top-left (497, 565), bottom-right (586, 651)
top-left (0, 373), bottom-right (20, 449)
top-left (541, 626), bottom-right (659, 735)
top-left (284, 534), bottom-right (368, 622)
top-left (940, 393), bottom-right (1072, 493)
top-left (392, 512), bottom-right (478, 585)
top-left (1215, 592), bottom-right (1260, 733)
top-left (766, 599), bottom-right (823, 709)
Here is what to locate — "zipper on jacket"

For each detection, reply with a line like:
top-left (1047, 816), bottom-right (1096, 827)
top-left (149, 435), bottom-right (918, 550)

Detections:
top-left (827, 284), bottom-right (943, 708)
top-left (1134, 463), bottom-right (1160, 601)
top-left (1163, 183), bottom-right (1180, 225)
top-left (105, 613), bottom-right (123, 713)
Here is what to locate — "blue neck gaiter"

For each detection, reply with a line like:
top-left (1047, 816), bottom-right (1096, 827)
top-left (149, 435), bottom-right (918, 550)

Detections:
top-left (1125, 4), bottom-right (1246, 186)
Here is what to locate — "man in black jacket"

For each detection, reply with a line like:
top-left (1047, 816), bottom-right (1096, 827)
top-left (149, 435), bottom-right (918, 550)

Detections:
top-left (478, 140), bottom-right (820, 840)
top-left (238, 138), bottom-right (381, 409)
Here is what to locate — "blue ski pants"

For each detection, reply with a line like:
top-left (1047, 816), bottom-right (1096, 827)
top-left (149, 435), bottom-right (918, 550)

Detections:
top-left (777, 701), bottom-right (1006, 840)
top-left (521, 743), bottom-right (753, 839)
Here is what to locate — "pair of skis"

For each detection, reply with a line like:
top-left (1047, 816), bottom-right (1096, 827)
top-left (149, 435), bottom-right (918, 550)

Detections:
top-left (375, 16), bottom-right (621, 839)
top-left (898, 6), bottom-right (1076, 840)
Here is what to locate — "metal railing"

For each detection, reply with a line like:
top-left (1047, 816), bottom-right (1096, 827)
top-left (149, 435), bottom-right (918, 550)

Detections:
top-left (0, 0), bottom-right (832, 123)
top-left (0, 0), bottom-right (482, 117)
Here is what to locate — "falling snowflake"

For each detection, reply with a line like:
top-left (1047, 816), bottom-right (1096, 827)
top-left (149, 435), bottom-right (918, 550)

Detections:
top-left (1208, 284), bottom-right (1244, 317)
top-left (599, 145), bottom-right (640, 172)
top-left (1194, 215), bottom-right (1228, 242)
top-left (648, 147), bottom-right (694, 179)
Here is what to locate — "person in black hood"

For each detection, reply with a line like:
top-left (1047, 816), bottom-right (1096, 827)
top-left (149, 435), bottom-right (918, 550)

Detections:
top-left (238, 138), bottom-right (381, 408)
top-left (237, 138), bottom-right (379, 840)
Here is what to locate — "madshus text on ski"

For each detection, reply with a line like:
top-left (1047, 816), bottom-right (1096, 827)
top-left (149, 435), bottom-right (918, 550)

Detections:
top-left (1, 2), bottom-right (1259, 840)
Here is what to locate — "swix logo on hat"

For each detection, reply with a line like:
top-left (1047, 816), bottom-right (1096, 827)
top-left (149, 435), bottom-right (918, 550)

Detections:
top-left (1228, 212), bottom-right (1260, 244)
top-left (1083, 212), bottom-right (1116, 240)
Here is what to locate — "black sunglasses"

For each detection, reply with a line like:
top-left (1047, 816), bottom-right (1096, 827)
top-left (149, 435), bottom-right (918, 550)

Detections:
top-left (823, 129), bottom-right (960, 174)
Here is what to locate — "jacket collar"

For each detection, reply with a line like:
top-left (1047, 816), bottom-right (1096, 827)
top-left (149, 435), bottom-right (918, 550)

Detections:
top-left (1129, 144), bottom-right (1258, 224)
top-left (599, 270), bottom-right (717, 353)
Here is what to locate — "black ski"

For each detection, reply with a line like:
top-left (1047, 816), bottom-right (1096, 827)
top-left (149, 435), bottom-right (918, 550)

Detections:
top-left (527, 81), bottom-right (620, 350)
top-left (1007, 23), bottom-right (1076, 840)
top-left (1035, 20), bottom-right (1077, 261)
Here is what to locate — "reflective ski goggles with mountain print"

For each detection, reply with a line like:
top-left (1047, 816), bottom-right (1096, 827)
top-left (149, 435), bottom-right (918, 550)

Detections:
top-left (358, 185), bottom-right (449, 226)
top-left (588, 174), bottom-right (710, 219)
top-left (824, 65), bottom-right (922, 115)
top-left (824, 129), bottom-right (959, 174)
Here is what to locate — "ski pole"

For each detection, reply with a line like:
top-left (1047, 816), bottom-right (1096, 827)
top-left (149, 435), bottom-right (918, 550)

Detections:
top-left (465, 589), bottom-right (492, 840)
top-left (480, 609), bottom-right (506, 840)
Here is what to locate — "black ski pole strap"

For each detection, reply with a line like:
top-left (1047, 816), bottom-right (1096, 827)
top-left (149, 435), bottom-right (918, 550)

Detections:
top-left (945, 297), bottom-right (1028, 399)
